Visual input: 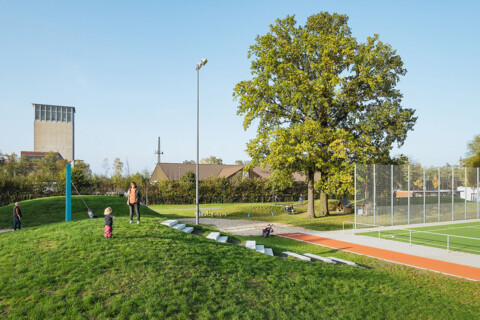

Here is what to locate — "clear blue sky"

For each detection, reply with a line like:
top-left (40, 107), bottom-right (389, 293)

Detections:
top-left (1, 0), bottom-right (479, 174)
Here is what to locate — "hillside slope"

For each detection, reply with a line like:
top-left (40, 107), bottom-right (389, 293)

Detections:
top-left (0, 214), bottom-right (479, 319)
top-left (0, 196), bottom-right (159, 228)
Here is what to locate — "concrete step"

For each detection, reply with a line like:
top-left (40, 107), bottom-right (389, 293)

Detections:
top-left (283, 251), bottom-right (311, 261)
top-left (264, 248), bottom-right (274, 256)
top-left (245, 240), bottom-right (256, 250)
top-left (161, 220), bottom-right (178, 227)
top-left (326, 257), bottom-right (358, 267)
top-left (303, 253), bottom-right (336, 264)
top-left (217, 236), bottom-right (229, 243)
top-left (206, 232), bottom-right (221, 241)
top-left (255, 245), bottom-right (265, 254)
top-left (172, 223), bottom-right (186, 230)
top-left (182, 226), bottom-right (194, 234)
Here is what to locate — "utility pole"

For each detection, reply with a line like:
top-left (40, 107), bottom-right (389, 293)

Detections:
top-left (155, 137), bottom-right (163, 164)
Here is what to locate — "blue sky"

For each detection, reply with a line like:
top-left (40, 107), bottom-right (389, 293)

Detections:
top-left (1, 0), bottom-right (479, 174)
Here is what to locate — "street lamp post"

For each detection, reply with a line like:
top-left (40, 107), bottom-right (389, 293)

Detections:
top-left (196, 58), bottom-right (207, 225)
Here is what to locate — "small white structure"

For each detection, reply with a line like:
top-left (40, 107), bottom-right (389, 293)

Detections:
top-left (457, 186), bottom-right (479, 202)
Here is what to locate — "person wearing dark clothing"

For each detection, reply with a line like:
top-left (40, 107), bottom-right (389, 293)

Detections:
top-left (104, 207), bottom-right (115, 238)
top-left (13, 202), bottom-right (22, 231)
top-left (127, 181), bottom-right (142, 224)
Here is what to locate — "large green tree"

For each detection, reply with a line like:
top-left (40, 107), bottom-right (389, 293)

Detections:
top-left (234, 12), bottom-right (416, 218)
top-left (461, 135), bottom-right (480, 168)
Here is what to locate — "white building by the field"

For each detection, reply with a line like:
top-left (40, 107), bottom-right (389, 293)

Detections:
top-left (457, 186), bottom-right (479, 202)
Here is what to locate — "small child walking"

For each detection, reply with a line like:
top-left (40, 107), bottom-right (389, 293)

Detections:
top-left (104, 207), bottom-right (116, 238)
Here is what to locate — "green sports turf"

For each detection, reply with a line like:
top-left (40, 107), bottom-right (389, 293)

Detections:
top-left (359, 221), bottom-right (480, 254)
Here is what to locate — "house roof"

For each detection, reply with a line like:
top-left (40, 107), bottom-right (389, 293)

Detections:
top-left (20, 151), bottom-right (63, 160)
top-left (150, 162), bottom-right (322, 182)
top-left (151, 163), bottom-right (244, 181)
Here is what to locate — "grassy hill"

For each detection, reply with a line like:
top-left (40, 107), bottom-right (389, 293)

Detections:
top-left (0, 195), bottom-right (159, 229)
top-left (0, 197), bottom-right (479, 319)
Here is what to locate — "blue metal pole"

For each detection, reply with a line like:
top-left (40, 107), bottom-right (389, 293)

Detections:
top-left (66, 163), bottom-right (72, 221)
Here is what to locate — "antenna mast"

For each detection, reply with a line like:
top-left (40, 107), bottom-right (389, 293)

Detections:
top-left (155, 137), bottom-right (163, 164)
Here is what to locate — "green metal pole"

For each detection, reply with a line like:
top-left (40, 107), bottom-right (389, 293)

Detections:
top-left (66, 163), bottom-right (72, 221)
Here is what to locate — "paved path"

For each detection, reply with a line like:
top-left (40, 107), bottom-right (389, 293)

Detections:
top-left (179, 218), bottom-right (309, 237)
top-left (280, 232), bottom-right (480, 281)
top-left (181, 218), bottom-right (480, 280)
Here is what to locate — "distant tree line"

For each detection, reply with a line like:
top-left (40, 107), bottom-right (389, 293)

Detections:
top-left (0, 152), bottom-right (149, 206)
top-left (0, 152), bottom-right (316, 206)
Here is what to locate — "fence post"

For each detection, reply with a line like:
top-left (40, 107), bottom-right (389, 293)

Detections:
top-left (465, 167), bottom-right (467, 220)
top-left (354, 163), bottom-right (357, 230)
top-left (391, 165), bottom-right (394, 226)
top-left (423, 168), bottom-right (426, 223)
top-left (373, 164), bottom-right (376, 226)
top-left (452, 166), bottom-right (454, 221)
top-left (438, 167), bottom-right (441, 222)
top-left (408, 165), bottom-right (411, 225)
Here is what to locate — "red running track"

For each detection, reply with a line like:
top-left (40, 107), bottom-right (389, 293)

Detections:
top-left (279, 233), bottom-right (480, 282)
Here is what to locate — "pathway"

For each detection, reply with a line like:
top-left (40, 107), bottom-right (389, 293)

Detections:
top-left (280, 232), bottom-right (480, 281)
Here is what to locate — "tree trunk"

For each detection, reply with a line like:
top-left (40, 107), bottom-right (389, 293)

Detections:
top-left (320, 192), bottom-right (330, 216)
top-left (306, 170), bottom-right (316, 219)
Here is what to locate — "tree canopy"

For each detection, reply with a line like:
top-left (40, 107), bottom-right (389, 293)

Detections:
top-left (234, 12), bottom-right (417, 218)
top-left (201, 156), bottom-right (223, 165)
top-left (461, 135), bottom-right (480, 168)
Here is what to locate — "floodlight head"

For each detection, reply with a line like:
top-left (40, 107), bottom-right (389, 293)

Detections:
top-left (196, 58), bottom-right (208, 70)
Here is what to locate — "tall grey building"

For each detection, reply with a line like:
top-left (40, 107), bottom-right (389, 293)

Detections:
top-left (32, 103), bottom-right (75, 162)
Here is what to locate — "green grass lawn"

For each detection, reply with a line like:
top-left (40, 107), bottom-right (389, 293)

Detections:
top-left (359, 221), bottom-right (480, 255)
top-left (1, 197), bottom-right (480, 319)
top-left (0, 195), bottom-right (159, 229)
top-left (150, 199), bottom-right (353, 231)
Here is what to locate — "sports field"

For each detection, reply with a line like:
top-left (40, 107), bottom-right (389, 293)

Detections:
top-left (359, 221), bottom-right (480, 255)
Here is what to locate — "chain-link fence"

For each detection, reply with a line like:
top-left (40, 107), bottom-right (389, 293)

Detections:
top-left (355, 164), bottom-right (480, 228)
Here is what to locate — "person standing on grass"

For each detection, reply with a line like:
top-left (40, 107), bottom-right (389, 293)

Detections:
top-left (104, 207), bottom-right (115, 238)
top-left (13, 202), bottom-right (22, 231)
top-left (299, 193), bottom-right (303, 205)
top-left (127, 181), bottom-right (141, 224)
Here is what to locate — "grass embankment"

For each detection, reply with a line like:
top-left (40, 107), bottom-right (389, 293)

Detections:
top-left (151, 199), bottom-right (352, 231)
top-left (0, 195), bottom-right (159, 229)
top-left (1, 197), bottom-right (479, 318)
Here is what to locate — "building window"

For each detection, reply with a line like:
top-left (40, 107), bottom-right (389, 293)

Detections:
top-left (46, 106), bottom-right (51, 121)
top-left (35, 105), bottom-right (40, 120)
top-left (67, 108), bottom-right (71, 122)
top-left (57, 107), bottom-right (61, 122)
top-left (41, 105), bottom-right (45, 121)
top-left (62, 107), bottom-right (66, 122)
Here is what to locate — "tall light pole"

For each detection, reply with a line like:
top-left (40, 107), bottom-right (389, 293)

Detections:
top-left (196, 58), bottom-right (207, 225)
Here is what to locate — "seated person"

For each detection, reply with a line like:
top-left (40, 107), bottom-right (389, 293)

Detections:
top-left (87, 209), bottom-right (97, 218)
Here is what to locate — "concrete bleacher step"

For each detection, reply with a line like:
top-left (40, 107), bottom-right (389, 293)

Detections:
top-left (217, 236), bottom-right (229, 243)
top-left (245, 240), bottom-right (256, 250)
top-left (255, 245), bottom-right (265, 254)
top-left (264, 248), bottom-right (274, 256)
top-left (283, 251), bottom-right (311, 261)
top-left (182, 226), bottom-right (194, 234)
top-left (326, 257), bottom-right (358, 267)
top-left (172, 223), bottom-right (186, 230)
top-left (206, 232), bottom-right (221, 241)
top-left (303, 253), bottom-right (336, 264)
top-left (161, 220), bottom-right (178, 227)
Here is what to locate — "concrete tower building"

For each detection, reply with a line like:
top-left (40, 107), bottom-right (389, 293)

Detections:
top-left (32, 103), bottom-right (75, 162)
